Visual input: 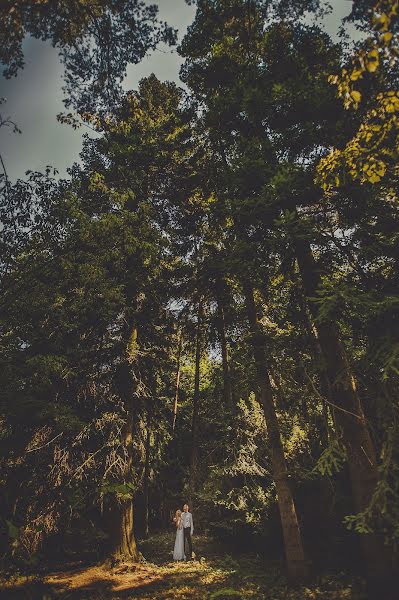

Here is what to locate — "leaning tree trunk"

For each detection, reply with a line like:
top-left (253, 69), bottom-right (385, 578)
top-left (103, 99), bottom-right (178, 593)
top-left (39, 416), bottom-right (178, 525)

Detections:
top-left (299, 283), bottom-right (333, 442)
top-left (107, 328), bottom-right (140, 562)
top-left (294, 234), bottom-right (390, 578)
top-left (189, 300), bottom-right (203, 504)
top-left (243, 280), bottom-right (308, 582)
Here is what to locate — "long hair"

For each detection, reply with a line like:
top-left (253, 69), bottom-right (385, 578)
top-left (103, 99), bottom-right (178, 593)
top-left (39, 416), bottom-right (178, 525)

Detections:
top-left (174, 509), bottom-right (182, 528)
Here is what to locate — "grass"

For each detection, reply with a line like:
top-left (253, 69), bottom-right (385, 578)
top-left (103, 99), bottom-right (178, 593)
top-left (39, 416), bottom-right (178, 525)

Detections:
top-left (0, 531), bottom-right (368, 599)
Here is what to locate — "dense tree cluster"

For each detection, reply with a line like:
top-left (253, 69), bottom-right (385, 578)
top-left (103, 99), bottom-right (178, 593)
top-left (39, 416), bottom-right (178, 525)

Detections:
top-left (1, 0), bottom-right (398, 591)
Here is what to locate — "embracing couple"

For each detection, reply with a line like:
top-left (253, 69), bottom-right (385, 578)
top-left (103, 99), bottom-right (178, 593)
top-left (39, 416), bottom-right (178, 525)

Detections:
top-left (173, 503), bottom-right (194, 561)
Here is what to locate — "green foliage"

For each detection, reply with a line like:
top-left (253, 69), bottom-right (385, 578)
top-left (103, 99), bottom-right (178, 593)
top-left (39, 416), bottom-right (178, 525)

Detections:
top-left (317, 0), bottom-right (399, 190)
top-left (101, 482), bottom-right (136, 501)
top-left (0, 1), bottom-right (177, 114)
top-left (2, 0), bottom-right (399, 579)
top-left (210, 588), bottom-right (242, 599)
top-left (215, 555), bottom-right (240, 572)
top-left (5, 519), bottom-right (19, 542)
top-left (198, 394), bottom-right (274, 535)
top-left (311, 440), bottom-right (347, 477)
top-left (343, 513), bottom-right (374, 535)
top-left (343, 418), bottom-right (399, 542)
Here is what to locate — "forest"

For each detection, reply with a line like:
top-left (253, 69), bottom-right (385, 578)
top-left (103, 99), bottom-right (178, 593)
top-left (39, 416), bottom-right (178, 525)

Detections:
top-left (0, 1), bottom-right (399, 599)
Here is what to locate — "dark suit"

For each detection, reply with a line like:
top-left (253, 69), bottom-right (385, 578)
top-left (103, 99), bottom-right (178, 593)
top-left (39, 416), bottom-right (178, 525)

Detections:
top-left (181, 511), bottom-right (193, 559)
top-left (183, 526), bottom-right (192, 558)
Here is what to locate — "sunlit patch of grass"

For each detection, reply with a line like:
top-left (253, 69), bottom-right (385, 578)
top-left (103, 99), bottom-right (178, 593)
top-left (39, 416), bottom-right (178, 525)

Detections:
top-left (0, 532), bottom-right (366, 599)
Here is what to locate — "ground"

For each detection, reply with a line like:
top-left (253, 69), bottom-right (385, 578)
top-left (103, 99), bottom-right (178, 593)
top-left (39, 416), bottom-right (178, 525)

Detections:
top-left (0, 532), bottom-right (367, 599)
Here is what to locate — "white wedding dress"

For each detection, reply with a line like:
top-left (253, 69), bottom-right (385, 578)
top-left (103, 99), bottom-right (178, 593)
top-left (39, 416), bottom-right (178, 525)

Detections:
top-left (173, 521), bottom-right (185, 561)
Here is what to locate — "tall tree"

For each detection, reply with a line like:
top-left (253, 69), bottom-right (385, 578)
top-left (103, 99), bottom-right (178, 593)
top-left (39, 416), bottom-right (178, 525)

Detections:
top-left (179, 0), bottom-right (395, 579)
top-left (0, 0), bottom-right (176, 113)
top-left (189, 298), bottom-right (204, 502)
top-left (243, 279), bottom-right (308, 581)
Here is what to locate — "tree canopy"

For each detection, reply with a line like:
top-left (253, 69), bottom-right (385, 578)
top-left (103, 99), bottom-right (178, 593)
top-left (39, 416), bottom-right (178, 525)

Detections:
top-left (1, 1), bottom-right (399, 598)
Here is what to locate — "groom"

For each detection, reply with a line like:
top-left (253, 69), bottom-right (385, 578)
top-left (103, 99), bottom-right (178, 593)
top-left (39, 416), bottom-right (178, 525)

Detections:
top-left (181, 503), bottom-right (194, 560)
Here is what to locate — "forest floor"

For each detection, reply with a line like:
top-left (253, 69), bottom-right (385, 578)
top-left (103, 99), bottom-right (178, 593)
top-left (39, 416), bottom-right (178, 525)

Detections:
top-left (0, 531), bottom-right (368, 600)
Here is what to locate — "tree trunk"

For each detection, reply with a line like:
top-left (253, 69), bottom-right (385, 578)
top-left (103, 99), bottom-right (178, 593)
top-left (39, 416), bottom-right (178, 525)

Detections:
top-left (243, 280), bottom-right (308, 582)
top-left (143, 370), bottom-right (156, 538)
top-left (107, 328), bottom-right (139, 562)
top-left (108, 494), bottom-right (138, 562)
top-left (173, 330), bottom-right (183, 431)
top-left (216, 296), bottom-right (234, 407)
top-left (294, 234), bottom-right (389, 577)
top-left (107, 392), bottom-right (139, 561)
top-left (299, 285), bottom-right (333, 442)
top-left (190, 300), bottom-right (203, 503)
top-left (143, 404), bottom-right (152, 539)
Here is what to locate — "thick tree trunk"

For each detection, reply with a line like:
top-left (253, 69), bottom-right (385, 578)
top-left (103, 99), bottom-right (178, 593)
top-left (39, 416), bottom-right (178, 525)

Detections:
top-left (294, 235), bottom-right (389, 577)
top-left (107, 393), bottom-right (139, 561)
top-left (243, 280), bottom-right (308, 582)
top-left (189, 300), bottom-right (203, 502)
top-left (172, 331), bottom-right (183, 431)
top-left (143, 406), bottom-right (152, 539)
top-left (107, 328), bottom-right (139, 562)
top-left (108, 494), bottom-right (138, 562)
top-left (143, 370), bottom-right (156, 538)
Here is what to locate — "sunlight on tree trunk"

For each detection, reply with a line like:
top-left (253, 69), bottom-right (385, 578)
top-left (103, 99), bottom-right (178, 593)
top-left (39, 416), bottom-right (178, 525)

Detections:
top-left (108, 496), bottom-right (139, 562)
top-left (243, 280), bottom-right (308, 582)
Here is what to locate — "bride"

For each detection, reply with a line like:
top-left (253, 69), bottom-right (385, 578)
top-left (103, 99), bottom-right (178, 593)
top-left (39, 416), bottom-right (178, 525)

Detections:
top-left (173, 509), bottom-right (185, 561)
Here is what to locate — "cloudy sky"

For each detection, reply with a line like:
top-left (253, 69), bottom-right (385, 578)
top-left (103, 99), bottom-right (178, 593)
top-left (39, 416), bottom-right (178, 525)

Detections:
top-left (0, 0), bottom-right (355, 182)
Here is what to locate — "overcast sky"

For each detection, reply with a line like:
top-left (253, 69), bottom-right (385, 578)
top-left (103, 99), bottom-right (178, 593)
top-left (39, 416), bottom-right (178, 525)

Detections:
top-left (0, 0), bottom-right (355, 182)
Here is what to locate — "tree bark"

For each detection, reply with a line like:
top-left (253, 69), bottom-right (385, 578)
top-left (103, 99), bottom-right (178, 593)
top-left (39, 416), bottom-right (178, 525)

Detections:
top-left (108, 494), bottom-right (138, 562)
top-left (143, 403), bottom-right (152, 539)
top-left (172, 330), bottom-right (183, 431)
top-left (216, 296), bottom-right (234, 407)
top-left (294, 234), bottom-right (390, 577)
top-left (299, 285), bottom-right (333, 442)
top-left (143, 369), bottom-right (156, 538)
top-left (243, 280), bottom-right (308, 582)
top-left (107, 328), bottom-right (139, 562)
top-left (189, 300), bottom-right (203, 503)
top-left (107, 393), bottom-right (139, 561)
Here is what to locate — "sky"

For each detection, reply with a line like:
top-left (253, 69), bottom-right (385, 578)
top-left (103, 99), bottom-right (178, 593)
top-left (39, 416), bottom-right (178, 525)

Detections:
top-left (0, 0), bottom-right (356, 182)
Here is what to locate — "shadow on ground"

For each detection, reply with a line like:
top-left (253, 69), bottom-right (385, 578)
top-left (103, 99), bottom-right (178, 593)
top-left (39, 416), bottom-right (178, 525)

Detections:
top-left (0, 532), bottom-right (368, 600)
